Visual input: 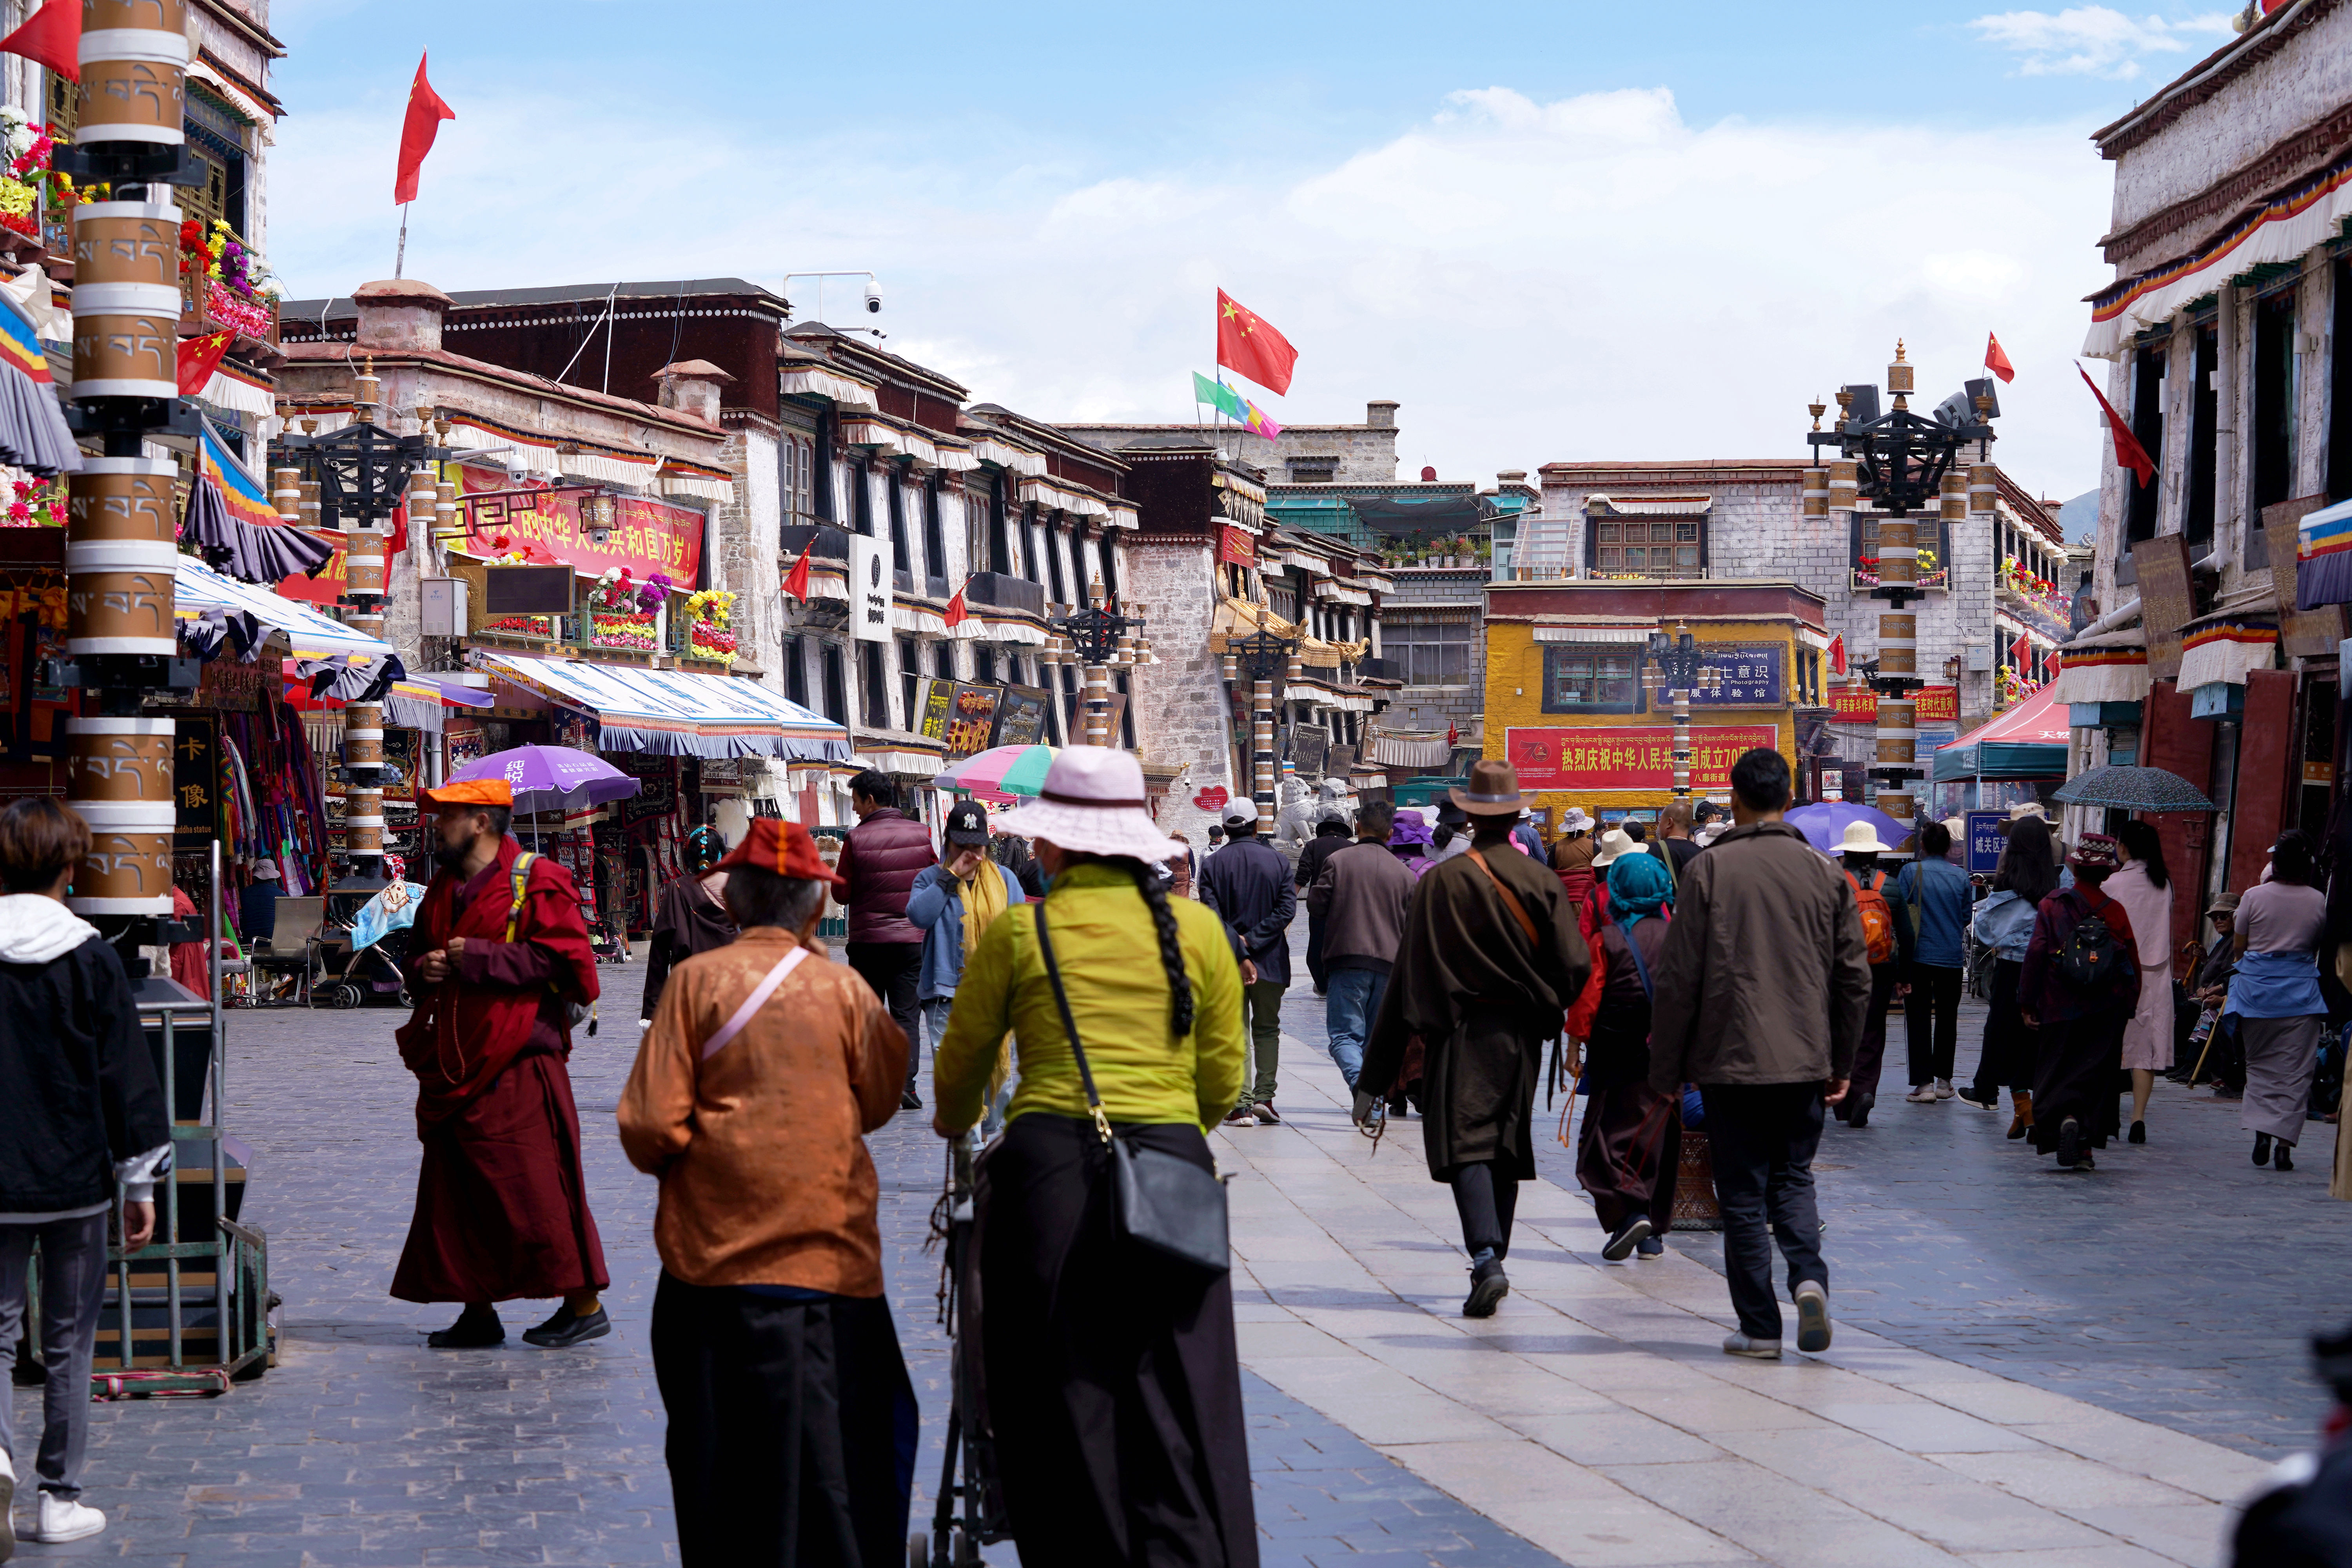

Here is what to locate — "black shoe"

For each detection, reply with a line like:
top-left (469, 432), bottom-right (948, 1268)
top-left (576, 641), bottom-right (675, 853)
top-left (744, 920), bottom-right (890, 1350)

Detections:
top-left (1635, 1236), bottom-right (1665, 1259)
top-left (901, 1089), bottom-right (923, 1111)
top-left (2128, 1121), bottom-right (2145, 1144)
top-left (2055, 1116), bottom-right (2082, 1170)
top-left (2006, 1115), bottom-right (2028, 1140)
top-left (2253, 1132), bottom-right (2272, 1168)
top-left (2275, 1142), bottom-right (2295, 1173)
top-left (2078, 1150), bottom-right (2095, 1170)
top-left (522, 1305), bottom-right (612, 1349)
top-left (1846, 1091), bottom-right (1873, 1129)
top-left (1956, 1089), bottom-right (1998, 1110)
top-left (427, 1306), bottom-right (504, 1349)
top-left (1601, 1215), bottom-right (1653, 1263)
top-left (1463, 1257), bottom-right (1509, 1319)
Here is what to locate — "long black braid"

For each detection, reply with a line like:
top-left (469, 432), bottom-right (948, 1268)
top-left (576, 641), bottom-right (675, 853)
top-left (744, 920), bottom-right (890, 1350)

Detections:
top-left (1129, 862), bottom-right (1196, 1039)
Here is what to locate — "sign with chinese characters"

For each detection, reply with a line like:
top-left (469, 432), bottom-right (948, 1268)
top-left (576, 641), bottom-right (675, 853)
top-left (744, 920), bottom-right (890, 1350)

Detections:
top-left (173, 712), bottom-right (219, 846)
top-left (454, 476), bottom-right (704, 587)
top-left (848, 532), bottom-right (893, 643)
top-left (916, 677), bottom-right (955, 742)
top-left (1686, 646), bottom-right (1784, 707)
top-left (944, 683), bottom-right (1003, 762)
top-left (1192, 786), bottom-right (1230, 813)
top-left (1829, 684), bottom-right (1958, 724)
top-left (1505, 724), bottom-right (1781, 793)
top-left (1965, 809), bottom-right (2008, 874)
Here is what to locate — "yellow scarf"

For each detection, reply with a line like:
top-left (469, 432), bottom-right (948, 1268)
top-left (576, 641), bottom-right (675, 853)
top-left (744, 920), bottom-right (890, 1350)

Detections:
top-left (956, 861), bottom-right (1008, 969)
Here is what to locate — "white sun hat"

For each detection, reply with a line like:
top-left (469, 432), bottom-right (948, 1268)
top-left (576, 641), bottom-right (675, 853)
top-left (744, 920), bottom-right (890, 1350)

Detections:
top-left (1589, 828), bottom-right (1647, 868)
top-left (1837, 820), bottom-right (1893, 854)
top-left (992, 746), bottom-right (1178, 864)
top-left (1560, 807), bottom-right (1595, 833)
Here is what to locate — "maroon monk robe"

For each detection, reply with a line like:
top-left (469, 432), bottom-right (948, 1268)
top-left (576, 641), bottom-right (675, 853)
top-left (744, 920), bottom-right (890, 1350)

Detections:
top-left (391, 835), bottom-right (609, 1305)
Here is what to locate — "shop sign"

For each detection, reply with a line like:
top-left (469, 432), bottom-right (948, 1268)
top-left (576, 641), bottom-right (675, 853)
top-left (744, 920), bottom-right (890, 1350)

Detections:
top-left (2133, 535), bottom-right (2195, 681)
top-left (916, 677), bottom-right (955, 742)
top-left (173, 714), bottom-right (219, 846)
top-left (455, 481), bottom-right (704, 587)
top-left (1506, 724), bottom-right (1780, 793)
top-left (943, 683), bottom-right (1003, 761)
top-left (1965, 809), bottom-right (2007, 873)
top-left (1217, 525), bottom-right (1256, 569)
top-left (1292, 722), bottom-right (1330, 777)
top-left (1828, 684), bottom-right (1958, 724)
top-left (991, 684), bottom-right (1054, 749)
top-left (1687, 646), bottom-right (1783, 707)
top-left (1192, 786), bottom-right (1229, 813)
top-left (848, 532), bottom-right (893, 643)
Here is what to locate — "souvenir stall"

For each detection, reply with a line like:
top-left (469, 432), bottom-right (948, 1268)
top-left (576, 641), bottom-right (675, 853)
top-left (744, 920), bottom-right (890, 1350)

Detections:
top-left (1927, 683), bottom-right (2070, 817)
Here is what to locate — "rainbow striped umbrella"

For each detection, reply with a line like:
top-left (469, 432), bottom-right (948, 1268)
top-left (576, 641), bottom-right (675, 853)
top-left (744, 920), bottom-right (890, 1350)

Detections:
top-left (934, 744), bottom-right (1058, 802)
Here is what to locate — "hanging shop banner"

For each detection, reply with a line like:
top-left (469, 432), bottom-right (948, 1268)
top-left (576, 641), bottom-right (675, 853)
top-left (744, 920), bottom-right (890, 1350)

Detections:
top-left (173, 712), bottom-right (220, 847)
top-left (1292, 722), bottom-right (1330, 777)
top-left (943, 683), bottom-right (1004, 762)
top-left (916, 677), bottom-right (955, 742)
top-left (455, 483), bottom-right (704, 587)
top-left (847, 532), bottom-right (893, 643)
top-left (991, 684), bottom-right (1054, 749)
top-left (1506, 724), bottom-right (1781, 793)
top-left (382, 728), bottom-right (419, 802)
top-left (1686, 645), bottom-right (1783, 707)
top-left (1828, 684), bottom-right (1958, 724)
top-left (1217, 525), bottom-right (1256, 569)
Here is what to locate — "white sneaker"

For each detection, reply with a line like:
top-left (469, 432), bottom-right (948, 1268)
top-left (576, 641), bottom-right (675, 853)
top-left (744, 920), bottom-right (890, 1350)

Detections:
top-left (27, 1492), bottom-right (105, 1543)
top-left (0, 1447), bottom-right (15, 1561)
top-left (1722, 1332), bottom-right (1782, 1359)
top-left (1934, 1079), bottom-right (1956, 1100)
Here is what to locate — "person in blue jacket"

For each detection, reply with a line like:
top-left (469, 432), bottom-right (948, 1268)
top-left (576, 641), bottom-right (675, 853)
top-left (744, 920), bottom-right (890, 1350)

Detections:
top-left (907, 800), bottom-right (1026, 1129)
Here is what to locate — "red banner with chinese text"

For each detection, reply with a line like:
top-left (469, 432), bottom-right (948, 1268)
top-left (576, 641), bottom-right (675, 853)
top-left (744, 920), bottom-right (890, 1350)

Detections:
top-left (1507, 724), bottom-right (1781, 793)
top-left (1217, 525), bottom-right (1256, 568)
top-left (1828, 684), bottom-right (1957, 724)
top-left (455, 485), bottom-right (702, 584)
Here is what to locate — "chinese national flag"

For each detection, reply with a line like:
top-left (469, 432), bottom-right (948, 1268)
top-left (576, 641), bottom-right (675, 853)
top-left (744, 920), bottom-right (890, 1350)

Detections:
top-left (0, 0), bottom-right (76, 83)
top-left (1984, 332), bottom-right (2015, 384)
top-left (2010, 630), bottom-right (2032, 666)
top-left (176, 329), bottom-right (234, 396)
top-left (393, 52), bottom-right (456, 205)
top-left (1828, 633), bottom-right (1847, 676)
top-left (782, 539), bottom-right (812, 601)
top-left (1446, 721), bottom-right (1459, 747)
top-left (1216, 289), bottom-right (1299, 396)
top-left (2077, 364), bottom-right (2155, 485)
top-left (943, 579), bottom-right (969, 628)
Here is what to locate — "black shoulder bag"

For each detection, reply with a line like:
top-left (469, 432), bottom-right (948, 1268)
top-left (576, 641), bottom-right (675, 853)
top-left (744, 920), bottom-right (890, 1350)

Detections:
top-left (1031, 900), bottom-right (1231, 1276)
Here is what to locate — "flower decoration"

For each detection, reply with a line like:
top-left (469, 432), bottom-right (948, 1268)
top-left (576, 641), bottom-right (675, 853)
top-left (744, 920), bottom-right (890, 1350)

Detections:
top-left (634, 571), bottom-right (674, 613)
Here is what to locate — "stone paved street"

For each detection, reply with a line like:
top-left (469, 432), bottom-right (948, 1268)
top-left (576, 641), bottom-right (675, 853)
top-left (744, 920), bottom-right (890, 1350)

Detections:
top-left (9, 918), bottom-right (2340, 1565)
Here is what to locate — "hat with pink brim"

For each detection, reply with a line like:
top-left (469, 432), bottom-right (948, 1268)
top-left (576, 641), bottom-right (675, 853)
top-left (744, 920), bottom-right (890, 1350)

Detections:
top-left (991, 747), bottom-right (1178, 864)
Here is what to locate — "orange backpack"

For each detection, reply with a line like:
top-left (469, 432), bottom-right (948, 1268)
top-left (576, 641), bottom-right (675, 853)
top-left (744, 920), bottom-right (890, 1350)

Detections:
top-left (1846, 869), bottom-right (1896, 965)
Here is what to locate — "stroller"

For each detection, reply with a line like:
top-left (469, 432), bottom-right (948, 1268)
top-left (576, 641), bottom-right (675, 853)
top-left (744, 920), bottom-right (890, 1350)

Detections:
top-left (307, 881), bottom-right (423, 1010)
top-left (913, 1132), bottom-right (1010, 1567)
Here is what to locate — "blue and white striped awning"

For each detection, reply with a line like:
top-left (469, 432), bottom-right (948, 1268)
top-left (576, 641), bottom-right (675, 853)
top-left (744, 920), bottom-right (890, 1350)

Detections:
top-left (475, 652), bottom-right (851, 762)
top-left (173, 556), bottom-right (396, 660)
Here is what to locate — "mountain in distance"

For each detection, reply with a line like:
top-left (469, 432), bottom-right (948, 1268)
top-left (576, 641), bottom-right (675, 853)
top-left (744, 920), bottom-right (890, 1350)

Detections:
top-left (2058, 488), bottom-right (2097, 545)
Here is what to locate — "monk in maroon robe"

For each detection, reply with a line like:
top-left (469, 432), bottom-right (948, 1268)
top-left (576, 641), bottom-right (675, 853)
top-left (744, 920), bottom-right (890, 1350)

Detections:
top-left (390, 777), bottom-right (610, 1349)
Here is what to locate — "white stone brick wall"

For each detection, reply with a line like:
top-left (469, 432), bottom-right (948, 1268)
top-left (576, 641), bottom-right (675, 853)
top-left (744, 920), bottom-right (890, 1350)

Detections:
top-left (1125, 539), bottom-right (1235, 843)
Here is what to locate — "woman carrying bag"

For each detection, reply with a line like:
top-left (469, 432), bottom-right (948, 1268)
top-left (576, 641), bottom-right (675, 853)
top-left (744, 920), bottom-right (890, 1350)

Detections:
top-left (931, 747), bottom-right (1255, 1568)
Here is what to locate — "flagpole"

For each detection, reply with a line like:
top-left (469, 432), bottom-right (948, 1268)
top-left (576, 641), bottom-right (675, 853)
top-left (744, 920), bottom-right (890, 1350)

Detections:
top-left (394, 203), bottom-right (410, 279)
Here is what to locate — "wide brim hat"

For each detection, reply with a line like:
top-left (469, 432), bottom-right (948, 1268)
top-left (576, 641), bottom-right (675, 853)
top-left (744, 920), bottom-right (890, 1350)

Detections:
top-left (2206, 891), bottom-right (2241, 915)
top-left (1448, 757), bottom-right (1533, 816)
top-left (715, 817), bottom-right (848, 895)
top-left (250, 859), bottom-right (279, 880)
top-left (1837, 820), bottom-right (1893, 855)
top-left (1560, 807), bottom-right (1594, 832)
top-left (994, 747), bottom-right (1178, 864)
top-left (1590, 828), bottom-right (1646, 867)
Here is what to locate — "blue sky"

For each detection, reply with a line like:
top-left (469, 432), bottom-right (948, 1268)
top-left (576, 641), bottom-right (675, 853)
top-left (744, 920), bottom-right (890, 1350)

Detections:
top-left (264, 2), bottom-right (2244, 501)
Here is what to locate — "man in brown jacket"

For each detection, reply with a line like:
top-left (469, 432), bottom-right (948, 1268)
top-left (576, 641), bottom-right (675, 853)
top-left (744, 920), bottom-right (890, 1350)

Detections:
top-left (1648, 748), bottom-right (1870, 1361)
top-left (619, 818), bottom-right (913, 1567)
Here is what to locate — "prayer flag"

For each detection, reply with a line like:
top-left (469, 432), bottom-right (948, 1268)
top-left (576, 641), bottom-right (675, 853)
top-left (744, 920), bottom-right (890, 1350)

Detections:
top-left (0, 0), bottom-right (75, 84)
top-left (1216, 289), bottom-right (1298, 396)
top-left (1985, 332), bottom-right (2015, 385)
top-left (394, 52), bottom-right (456, 205)
top-left (1191, 371), bottom-right (1248, 421)
top-left (2077, 364), bottom-right (2155, 486)
top-left (1243, 398), bottom-right (1282, 440)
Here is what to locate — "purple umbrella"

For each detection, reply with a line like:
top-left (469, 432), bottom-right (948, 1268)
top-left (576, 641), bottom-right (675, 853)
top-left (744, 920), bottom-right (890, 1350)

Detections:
top-left (447, 744), bottom-right (642, 815)
top-left (1784, 800), bottom-right (1913, 857)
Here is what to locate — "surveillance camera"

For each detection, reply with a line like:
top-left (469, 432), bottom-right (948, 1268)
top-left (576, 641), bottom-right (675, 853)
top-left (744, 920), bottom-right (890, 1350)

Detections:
top-left (864, 279), bottom-right (882, 314)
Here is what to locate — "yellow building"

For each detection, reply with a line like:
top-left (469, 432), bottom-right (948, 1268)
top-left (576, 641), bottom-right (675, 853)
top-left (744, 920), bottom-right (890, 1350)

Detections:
top-left (1483, 579), bottom-right (1830, 827)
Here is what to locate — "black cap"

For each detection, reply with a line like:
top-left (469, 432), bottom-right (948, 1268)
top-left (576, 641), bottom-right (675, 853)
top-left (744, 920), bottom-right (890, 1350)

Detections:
top-left (944, 800), bottom-right (990, 847)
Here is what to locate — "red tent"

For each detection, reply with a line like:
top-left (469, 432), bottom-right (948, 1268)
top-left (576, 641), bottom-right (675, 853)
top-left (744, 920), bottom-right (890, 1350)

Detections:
top-left (1932, 684), bottom-right (2069, 781)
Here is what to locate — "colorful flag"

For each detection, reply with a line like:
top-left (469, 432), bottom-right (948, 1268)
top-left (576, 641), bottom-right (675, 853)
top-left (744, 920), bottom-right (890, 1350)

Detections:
top-left (943, 578), bottom-right (969, 628)
top-left (783, 539), bottom-right (812, 601)
top-left (2077, 364), bottom-right (2155, 485)
top-left (1985, 332), bottom-right (2015, 385)
top-left (199, 414), bottom-right (282, 533)
top-left (1216, 289), bottom-right (1298, 395)
top-left (1243, 399), bottom-right (1282, 440)
top-left (1192, 370), bottom-right (1247, 421)
top-left (2010, 630), bottom-right (2033, 668)
top-left (394, 52), bottom-right (456, 205)
top-left (0, 0), bottom-right (76, 84)
top-left (178, 328), bottom-right (234, 396)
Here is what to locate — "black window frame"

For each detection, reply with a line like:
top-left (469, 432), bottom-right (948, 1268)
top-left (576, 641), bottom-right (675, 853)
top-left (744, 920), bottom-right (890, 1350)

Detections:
top-left (2252, 289), bottom-right (2298, 533)
top-left (2125, 343), bottom-right (2165, 546)
top-left (1044, 517), bottom-right (1067, 604)
top-left (1850, 514), bottom-right (1954, 590)
top-left (785, 635), bottom-right (808, 708)
top-left (988, 474), bottom-right (1012, 575)
top-left (899, 637), bottom-right (921, 726)
top-left (822, 642), bottom-right (848, 728)
top-left (2330, 258), bottom-right (2352, 503)
top-left (887, 461), bottom-right (911, 568)
top-left (1540, 642), bottom-right (1645, 715)
top-left (923, 472), bottom-right (949, 586)
top-left (862, 641), bottom-right (890, 730)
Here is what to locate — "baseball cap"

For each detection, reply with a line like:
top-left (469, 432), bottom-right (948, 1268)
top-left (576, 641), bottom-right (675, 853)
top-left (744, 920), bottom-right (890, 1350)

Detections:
top-left (419, 778), bottom-right (513, 810)
top-left (944, 800), bottom-right (990, 848)
top-left (1222, 800), bottom-right (1260, 829)
top-left (716, 817), bottom-right (847, 894)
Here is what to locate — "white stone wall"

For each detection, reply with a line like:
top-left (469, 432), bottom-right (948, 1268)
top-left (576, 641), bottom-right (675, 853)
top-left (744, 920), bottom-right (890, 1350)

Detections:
top-left (1125, 539), bottom-right (1234, 842)
top-left (728, 425), bottom-right (785, 687)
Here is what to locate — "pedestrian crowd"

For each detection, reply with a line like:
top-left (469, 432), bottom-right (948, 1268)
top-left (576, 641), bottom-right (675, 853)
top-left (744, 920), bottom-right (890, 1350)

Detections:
top-left (9, 743), bottom-right (2352, 1568)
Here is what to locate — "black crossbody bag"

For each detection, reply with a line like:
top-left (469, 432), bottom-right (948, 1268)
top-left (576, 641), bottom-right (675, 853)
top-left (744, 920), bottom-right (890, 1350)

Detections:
top-left (1031, 901), bottom-right (1230, 1276)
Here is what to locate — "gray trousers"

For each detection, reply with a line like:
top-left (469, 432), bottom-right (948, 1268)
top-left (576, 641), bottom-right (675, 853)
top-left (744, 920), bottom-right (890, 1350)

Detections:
top-left (0, 1211), bottom-right (111, 1498)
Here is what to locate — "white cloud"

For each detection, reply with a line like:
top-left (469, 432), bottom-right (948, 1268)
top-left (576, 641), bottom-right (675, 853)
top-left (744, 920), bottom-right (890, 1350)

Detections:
top-left (268, 82), bottom-right (2116, 497)
top-left (1969, 7), bottom-right (2234, 79)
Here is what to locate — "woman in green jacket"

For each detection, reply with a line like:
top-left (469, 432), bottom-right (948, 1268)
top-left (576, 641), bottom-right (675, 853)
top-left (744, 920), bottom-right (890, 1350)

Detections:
top-left (933, 746), bottom-right (1255, 1568)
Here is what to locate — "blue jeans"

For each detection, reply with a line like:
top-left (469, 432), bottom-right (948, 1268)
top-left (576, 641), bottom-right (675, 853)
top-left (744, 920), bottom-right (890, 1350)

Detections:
top-left (1324, 968), bottom-right (1387, 1091)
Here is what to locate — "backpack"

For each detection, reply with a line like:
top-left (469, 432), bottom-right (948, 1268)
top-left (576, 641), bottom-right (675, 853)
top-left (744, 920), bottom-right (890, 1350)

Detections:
top-left (507, 853), bottom-right (597, 1037)
top-left (2056, 890), bottom-right (2127, 995)
top-left (1847, 869), bottom-right (1896, 965)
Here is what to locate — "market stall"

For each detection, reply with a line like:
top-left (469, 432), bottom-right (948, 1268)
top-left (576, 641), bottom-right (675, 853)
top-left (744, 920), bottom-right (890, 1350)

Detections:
top-left (1929, 683), bottom-right (2069, 814)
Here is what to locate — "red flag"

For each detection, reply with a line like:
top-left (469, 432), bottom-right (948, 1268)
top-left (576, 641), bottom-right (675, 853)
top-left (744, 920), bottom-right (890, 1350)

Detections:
top-left (2077, 364), bottom-right (2155, 485)
top-left (176, 328), bottom-right (234, 396)
top-left (942, 578), bottom-right (969, 628)
top-left (1828, 633), bottom-right (1847, 676)
top-left (393, 52), bottom-right (456, 205)
top-left (1446, 721), bottom-right (1459, 747)
top-left (1215, 289), bottom-right (1299, 396)
top-left (2010, 630), bottom-right (2032, 667)
top-left (782, 539), bottom-right (812, 601)
top-left (1984, 332), bottom-right (2015, 385)
top-left (0, 0), bottom-right (76, 83)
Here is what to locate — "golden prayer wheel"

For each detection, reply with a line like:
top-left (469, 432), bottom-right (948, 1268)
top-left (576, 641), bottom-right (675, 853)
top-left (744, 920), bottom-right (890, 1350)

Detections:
top-left (67, 565), bottom-right (175, 655)
top-left (1940, 474), bottom-right (1966, 521)
top-left (70, 310), bottom-right (177, 399)
top-left (273, 467), bottom-right (301, 523)
top-left (70, 801), bottom-right (176, 916)
top-left (345, 531), bottom-right (386, 596)
top-left (1877, 519), bottom-right (1916, 585)
top-left (68, 458), bottom-right (177, 543)
top-left (1874, 738), bottom-right (1917, 764)
top-left (75, 59), bottom-right (186, 146)
top-left (1875, 791), bottom-right (1915, 819)
top-left (85, 0), bottom-right (191, 31)
top-left (343, 812), bottom-right (385, 858)
top-left (69, 200), bottom-right (179, 289)
top-left (344, 701), bottom-right (384, 768)
top-left (1801, 468), bottom-right (1829, 518)
top-left (64, 716), bottom-right (172, 802)
top-left (1827, 459), bottom-right (1858, 512)
top-left (1969, 464), bottom-right (1997, 515)
top-left (1878, 645), bottom-right (1917, 675)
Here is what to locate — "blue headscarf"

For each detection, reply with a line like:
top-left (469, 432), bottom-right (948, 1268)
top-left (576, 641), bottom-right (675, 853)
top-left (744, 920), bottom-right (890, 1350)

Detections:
top-left (1606, 848), bottom-right (1674, 938)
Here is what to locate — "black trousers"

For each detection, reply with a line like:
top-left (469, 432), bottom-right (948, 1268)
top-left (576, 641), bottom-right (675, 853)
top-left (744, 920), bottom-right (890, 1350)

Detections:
top-left (1969, 958), bottom-right (2034, 1099)
top-left (1699, 1082), bottom-right (1828, 1341)
top-left (1448, 1161), bottom-right (1522, 1260)
top-left (650, 1273), bottom-right (917, 1568)
top-left (1304, 908), bottom-right (1328, 993)
top-left (846, 941), bottom-right (924, 1093)
top-left (1837, 965), bottom-right (1901, 1114)
top-left (1905, 964), bottom-right (1965, 1086)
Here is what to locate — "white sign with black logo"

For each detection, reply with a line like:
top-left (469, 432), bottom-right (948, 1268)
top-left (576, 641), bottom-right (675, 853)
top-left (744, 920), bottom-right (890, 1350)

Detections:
top-left (847, 532), bottom-right (894, 644)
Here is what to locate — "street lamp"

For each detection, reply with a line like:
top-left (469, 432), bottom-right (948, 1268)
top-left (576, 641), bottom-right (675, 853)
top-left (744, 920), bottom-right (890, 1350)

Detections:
top-left (1642, 621), bottom-right (1724, 798)
top-left (1048, 581), bottom-right (1147, 750)
top-left (1226, 627), bottom-right (1299, 835)
top-left (1806, 341), bottom-right (1996, 833)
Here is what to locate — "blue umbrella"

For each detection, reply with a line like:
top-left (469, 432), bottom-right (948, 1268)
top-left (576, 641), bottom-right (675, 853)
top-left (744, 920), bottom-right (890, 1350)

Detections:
top-left (1784, 800), bottom-right (1913, 856)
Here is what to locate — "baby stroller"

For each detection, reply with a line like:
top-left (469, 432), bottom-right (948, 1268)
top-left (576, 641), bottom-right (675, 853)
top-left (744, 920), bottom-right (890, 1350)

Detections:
top-left (307, 880), bottom-right (423, 1010)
